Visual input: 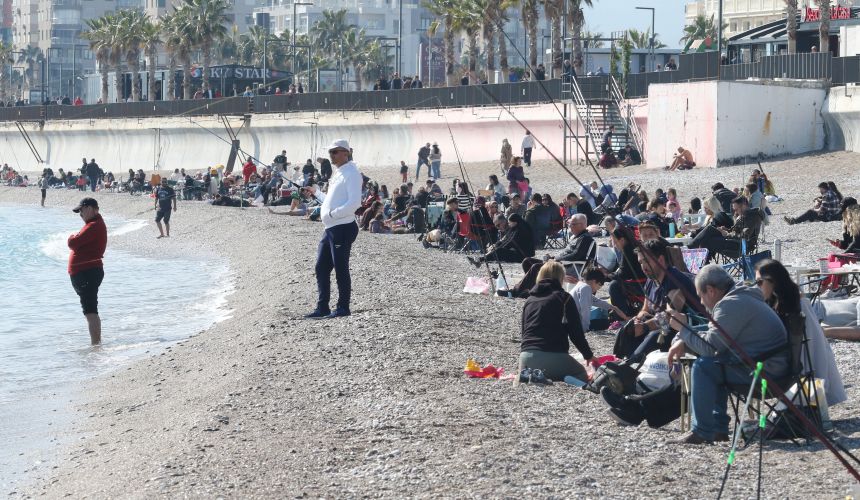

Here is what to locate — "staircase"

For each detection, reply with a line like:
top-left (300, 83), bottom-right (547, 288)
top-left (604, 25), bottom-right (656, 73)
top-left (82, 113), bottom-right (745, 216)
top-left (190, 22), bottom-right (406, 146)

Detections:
top-left (560, 76), bottom-right (644, 165)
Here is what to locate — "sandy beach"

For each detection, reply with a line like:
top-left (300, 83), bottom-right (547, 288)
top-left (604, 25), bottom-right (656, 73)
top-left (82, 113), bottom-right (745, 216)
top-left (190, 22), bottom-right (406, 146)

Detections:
top-left (3, 151), bottom-right (860, 498)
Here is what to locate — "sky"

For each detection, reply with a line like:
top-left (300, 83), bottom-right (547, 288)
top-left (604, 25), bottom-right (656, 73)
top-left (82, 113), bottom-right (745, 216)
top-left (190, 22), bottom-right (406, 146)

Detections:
top-left (583, 0), bottom-right (687, 49)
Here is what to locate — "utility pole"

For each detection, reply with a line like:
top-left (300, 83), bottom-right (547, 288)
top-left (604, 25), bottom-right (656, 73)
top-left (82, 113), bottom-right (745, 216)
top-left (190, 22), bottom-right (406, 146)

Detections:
top-left (398, 0), bottom-right (403, 75)
top-left (293, 2), bottom-right (314, 81)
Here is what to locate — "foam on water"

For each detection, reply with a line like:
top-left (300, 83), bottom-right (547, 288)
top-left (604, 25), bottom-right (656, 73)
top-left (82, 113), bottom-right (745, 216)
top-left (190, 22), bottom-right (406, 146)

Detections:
top-left (0, 205), bottom-right (233, 488)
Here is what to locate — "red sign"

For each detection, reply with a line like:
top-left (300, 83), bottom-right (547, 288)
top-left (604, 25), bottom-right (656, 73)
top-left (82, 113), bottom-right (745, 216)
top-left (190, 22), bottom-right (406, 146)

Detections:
top-left (801, 6), bottom-right (852, 22)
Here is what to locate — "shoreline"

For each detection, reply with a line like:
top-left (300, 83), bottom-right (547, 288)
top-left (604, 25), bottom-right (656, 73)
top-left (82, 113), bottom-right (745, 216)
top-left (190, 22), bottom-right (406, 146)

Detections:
top-left (3, 153), bottom-right (860, 497)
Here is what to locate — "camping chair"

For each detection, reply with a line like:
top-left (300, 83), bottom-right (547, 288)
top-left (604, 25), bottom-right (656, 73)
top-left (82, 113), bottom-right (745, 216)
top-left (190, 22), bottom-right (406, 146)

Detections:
top-left (562, 240), bottom-right (597, 281)
top-left (451, 212), bottom-right (480, 253)
top-left (727, 311), bottom-right (821, 446)
top-left (543, 218), bottom-right (568, 249)
top-left (682, 248), bottom-right (709, 275)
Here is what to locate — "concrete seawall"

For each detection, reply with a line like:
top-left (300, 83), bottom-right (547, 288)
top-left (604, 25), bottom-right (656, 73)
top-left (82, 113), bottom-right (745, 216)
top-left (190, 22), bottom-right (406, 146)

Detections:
top-left (0, 104), bottom-right (579, 179)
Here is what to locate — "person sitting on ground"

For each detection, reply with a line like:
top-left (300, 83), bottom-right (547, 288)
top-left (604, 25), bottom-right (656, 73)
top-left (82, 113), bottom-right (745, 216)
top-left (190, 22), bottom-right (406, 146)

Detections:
top-left (614, 238), bottom-right (700, 360)
top-left (688, 196), bottom-right (763, 260)
top-left (620, 145), bottom-right (642, 166)
top-left (666, 264), bottom-right (789, 444)
top-left (665, 188), bottom-right (682, 221)
top-left (487, 174), bottom-right (505, 203)
top-left (755, 259), bottom-right (846, 407)
top-left (267, 186), bottom-right (317, 216)
top-left (785, 182), bottom-right (842, 225)
top-left (505, 193), bottom-right (526, 219)
top-left (469, 196), bottom-right (497, 247)
top-left (828, 202), bottom-right (860, 254)
top-left (572, 268), bottom-right (630, 332)
top-left (391, 200), bottom-right (427, 235)
top-left (456, 181), bottom-right (474, 213)
top-left (605, 227), bottom-right (647, 318)
top-left (506, 156), bottom-right (526, 193)
top-left (599, 149), bottom-right (618, 168)
top-left (468, 213), bottom-right (535, 266)
top-left (359, 200), bottom-right (384, 230)
top-left (370, 213), bottom-right (392, 234)
top-left (423, 198), bottom-right (460, 248)
top-left (668, 146), bottom-right (695, 171)
top-left (519, 260), bottom-right (598, 382)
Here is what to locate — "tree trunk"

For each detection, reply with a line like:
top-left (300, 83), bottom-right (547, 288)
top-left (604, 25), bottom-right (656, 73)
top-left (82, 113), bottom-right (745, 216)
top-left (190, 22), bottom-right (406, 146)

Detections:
top-left (498, 27), bottom-right (509, 83)
top-left (202, 40), bottom-right (211, 93)
top-left (353, 64), bottom-right (363, 90)
top-left (550, 1), bottom-right (562, 78)
top-left (167, 55), bottom-right (176, 101)
top-left (114, 60), bottom-right (123, 102)
top-left (130, 52), bottom-right (141, 102)
top-left (182, 54), bottom-right (192, 100)
top-left (100, 60), bottom-right (109, 104)
top-left (445, 17), bottom-right (454, 86)
top-left (817, 0), bottom-right (830, 54)
top-left (572, 8), bottom-right (585, 74)
top-left (147, 48), bottom-right (158, 101)
top-left (485, 23), bottom-right (496, 83)
top-left (785, 0), bottom-right (798, 54)
top-left (527, 12), bottom-right (538, 68)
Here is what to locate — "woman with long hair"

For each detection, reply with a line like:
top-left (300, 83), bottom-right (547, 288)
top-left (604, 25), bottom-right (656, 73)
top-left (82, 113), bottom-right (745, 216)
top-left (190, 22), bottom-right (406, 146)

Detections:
top-left (429, 143), bottom-right (442, 179)
top-left (606, 226), bottom-right (646, 317)
top-left (829, 202), bottom-right (860, 254)
top-left (519, 260), bottom-right (597, 382)
top-left (754, 259), bottom-right (846, 406)
top-left (827, 181), bottom-right (843, 202)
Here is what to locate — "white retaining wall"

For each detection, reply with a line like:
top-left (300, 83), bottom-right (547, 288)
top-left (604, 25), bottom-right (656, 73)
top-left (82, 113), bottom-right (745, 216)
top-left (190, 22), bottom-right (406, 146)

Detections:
top-left (0, 105), bottom-right (569, 179)
top-left (647, 80), bottom-right (826, 168)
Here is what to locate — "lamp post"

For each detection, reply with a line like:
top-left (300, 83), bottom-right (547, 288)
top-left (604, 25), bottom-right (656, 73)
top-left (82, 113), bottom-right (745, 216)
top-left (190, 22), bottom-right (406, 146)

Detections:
top-left (635, 6), bottom-right (656, 71)
top-left (293, 2), bottom-right (313, 76)
top-left (717, 0), bottom-right (723, 57)
top-left (398, 0), bottom-right (403, 75)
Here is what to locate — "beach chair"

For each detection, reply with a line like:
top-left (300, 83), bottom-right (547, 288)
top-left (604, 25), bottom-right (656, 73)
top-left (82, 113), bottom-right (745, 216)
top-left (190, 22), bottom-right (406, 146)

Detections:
top-left (682, 248), bottom-right (709, 275)
top-left (543, 218), bottom-right (568, 249)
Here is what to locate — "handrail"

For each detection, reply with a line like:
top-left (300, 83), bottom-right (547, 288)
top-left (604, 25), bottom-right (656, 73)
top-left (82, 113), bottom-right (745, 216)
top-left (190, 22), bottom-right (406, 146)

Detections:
top-left (565, 77), bottom-right (603, 160)
top-left (609, 75), bottom-right (646, 158)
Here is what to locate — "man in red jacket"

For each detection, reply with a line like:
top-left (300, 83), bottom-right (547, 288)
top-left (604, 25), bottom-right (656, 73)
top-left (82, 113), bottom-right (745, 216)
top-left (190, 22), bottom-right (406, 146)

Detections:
top-left (242, 158), bottom-right (257, 185)
top-left (68, 197), bottom-right (107, 345)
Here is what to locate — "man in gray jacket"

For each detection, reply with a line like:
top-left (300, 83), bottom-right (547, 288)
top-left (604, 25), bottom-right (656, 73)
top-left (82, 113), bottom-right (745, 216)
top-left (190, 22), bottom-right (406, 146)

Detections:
top-left (667, 264), bottom-right (788, 444)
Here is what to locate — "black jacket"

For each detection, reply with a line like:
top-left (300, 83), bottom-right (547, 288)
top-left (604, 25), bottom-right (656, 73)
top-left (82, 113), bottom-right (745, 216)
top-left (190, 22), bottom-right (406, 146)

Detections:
top-left (558, 230), bottom-right (595, 262)
top-left (607, 243), bottom-right (644, 282)
top-left (496, 216), bottom-right (535, 259)
top-left (576, 199), bottom-right (597, 225)
top-left (521, 279), bottom-right (593, 359)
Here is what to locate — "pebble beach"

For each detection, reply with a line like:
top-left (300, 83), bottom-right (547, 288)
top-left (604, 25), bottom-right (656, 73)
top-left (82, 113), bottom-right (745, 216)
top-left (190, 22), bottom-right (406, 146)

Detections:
top-left (3, 150), bottom-right (860, 498)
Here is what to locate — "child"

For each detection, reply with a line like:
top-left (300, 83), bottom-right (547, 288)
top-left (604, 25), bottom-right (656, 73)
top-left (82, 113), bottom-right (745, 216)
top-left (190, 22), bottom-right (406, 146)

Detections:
top-left (399, 160), bottom-right (408, 183)
top-left (570, 268), bottom-right (628, 332)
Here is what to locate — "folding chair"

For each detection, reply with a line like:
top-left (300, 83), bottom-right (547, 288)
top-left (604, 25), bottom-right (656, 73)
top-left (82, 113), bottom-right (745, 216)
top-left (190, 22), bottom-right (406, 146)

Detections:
top-left (562, 240), bottom-right (596, 281)
top-left (452, 212), bottom-right (480, 253)
top-left (682, 248), bottom-right (709, 275)
top-left (727, 311), bottom-right (821, 446)
top-left (543, 218), bottom-right (568, 249)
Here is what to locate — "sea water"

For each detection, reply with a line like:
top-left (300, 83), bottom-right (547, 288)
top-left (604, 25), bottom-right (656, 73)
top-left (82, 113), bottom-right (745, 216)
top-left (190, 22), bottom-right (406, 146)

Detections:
top-left (0, 205), bottom-right (233, 489)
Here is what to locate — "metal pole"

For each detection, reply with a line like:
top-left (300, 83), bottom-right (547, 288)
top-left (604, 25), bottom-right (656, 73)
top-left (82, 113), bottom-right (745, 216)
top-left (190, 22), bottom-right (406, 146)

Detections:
top-left (717, 0), bottom-right (723, 57)
top-left (398, 0), bottom-right (403, 75)
top-left (293, 2), bottom-right (297, 75)
top-left (263, 36), bottom-right (268, 86)
top-left (72, 46), bottom-right (76, 98)
top-left (650, 9), bottom-right (655, 71)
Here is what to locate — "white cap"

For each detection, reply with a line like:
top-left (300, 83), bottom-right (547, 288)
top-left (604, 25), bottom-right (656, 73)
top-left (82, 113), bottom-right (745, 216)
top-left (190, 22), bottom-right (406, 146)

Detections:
top-left (327, 139), bottom-right (350, 152)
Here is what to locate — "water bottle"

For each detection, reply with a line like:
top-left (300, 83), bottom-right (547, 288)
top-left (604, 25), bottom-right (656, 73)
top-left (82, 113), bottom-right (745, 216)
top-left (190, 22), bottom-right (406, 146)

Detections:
top-left (773, 239), bottom-right (782, 262)
top-left (668, 222), bottom-right (676, 238)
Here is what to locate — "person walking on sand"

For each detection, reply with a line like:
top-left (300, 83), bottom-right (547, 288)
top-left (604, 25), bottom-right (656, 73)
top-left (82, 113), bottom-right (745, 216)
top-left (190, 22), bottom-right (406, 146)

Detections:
top-left (500, 138), bottom-right (513, 175)
top-left (521, 130), bottom-right (535, 167)
top-left (416, 142), bottom-right (431, 181)
top-left (154, 177), bottom-right (177, 238)
top-left (399, 160), bottom-right (409, 183)
top-left (39, 167), bottom-right (53, 207)
top-left (68, 197), bottom-right (107, 345)
top-left (306, 139), bottom-right (363, 319)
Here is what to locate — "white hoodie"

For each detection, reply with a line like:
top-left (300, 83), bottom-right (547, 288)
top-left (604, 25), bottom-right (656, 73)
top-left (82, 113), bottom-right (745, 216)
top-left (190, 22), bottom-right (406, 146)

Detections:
top-left (320, 161), bottom-right (362, 229)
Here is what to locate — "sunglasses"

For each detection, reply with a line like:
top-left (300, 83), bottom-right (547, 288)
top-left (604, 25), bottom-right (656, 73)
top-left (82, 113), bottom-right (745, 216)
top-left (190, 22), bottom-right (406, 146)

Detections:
top-left (754, 278), bottom-right (768, 286)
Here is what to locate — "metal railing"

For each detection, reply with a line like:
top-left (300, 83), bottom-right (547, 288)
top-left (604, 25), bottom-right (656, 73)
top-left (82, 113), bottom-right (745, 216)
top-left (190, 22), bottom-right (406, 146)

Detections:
top-left (565, 75), bottom-right (604, 159)
top-left (609, 75), bottom-right (646, 158)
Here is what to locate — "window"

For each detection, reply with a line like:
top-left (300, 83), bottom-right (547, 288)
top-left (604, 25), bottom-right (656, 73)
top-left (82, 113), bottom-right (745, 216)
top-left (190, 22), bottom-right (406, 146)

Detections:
top-left (420, 17), bottom-right (431, 30)
top-left (743, 21), bottom-right (750, 31)
top-left (730, 22), bottom-right (737, 32)
top-left (157, 0), bottom-right (165, 7)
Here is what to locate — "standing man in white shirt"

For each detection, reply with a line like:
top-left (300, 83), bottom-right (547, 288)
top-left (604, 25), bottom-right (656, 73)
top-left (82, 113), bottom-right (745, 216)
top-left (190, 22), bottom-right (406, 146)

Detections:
top-left (521, 130), bottom-right (535, 167)
top-left (306, 139), bottom-right (363, 319)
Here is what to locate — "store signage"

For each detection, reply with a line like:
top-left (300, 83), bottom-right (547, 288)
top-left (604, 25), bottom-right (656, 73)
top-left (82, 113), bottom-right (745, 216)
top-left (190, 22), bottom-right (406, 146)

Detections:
top-left (801, 6), bottom-right (852, 22)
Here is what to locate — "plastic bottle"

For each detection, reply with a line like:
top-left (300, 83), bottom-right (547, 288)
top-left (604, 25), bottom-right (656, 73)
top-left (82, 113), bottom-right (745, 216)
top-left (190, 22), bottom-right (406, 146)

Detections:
top-left (773, 239), bottom-right (782, 262)
top-left (668, 222), bottom-right (676, 238)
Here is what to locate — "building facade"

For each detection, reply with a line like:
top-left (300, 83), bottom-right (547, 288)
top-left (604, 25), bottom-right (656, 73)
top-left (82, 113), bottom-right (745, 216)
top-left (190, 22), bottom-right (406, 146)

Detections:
top-left (684, 0), bottom-right (860, 40)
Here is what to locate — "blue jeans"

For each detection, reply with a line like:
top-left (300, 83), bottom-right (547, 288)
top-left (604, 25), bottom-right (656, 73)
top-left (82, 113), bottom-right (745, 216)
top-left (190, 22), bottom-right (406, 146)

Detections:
top-left (315, 221), bottom-right (359, 312)
top-left (430, 160), bottom-right (441, 179)
top-left (691, 356), bottom-right (753, 440)
top-left (415, 158), bottom-right (429, 179)
top-left (89, 176), bottom-right (98, 192)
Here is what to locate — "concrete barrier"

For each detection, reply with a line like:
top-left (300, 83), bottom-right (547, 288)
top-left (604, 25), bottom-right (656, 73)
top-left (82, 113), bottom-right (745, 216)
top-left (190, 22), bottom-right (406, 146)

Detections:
top-left (646, 80), bottom-right (826, 168)
top-left (0, 104), bottom-right (571, 179)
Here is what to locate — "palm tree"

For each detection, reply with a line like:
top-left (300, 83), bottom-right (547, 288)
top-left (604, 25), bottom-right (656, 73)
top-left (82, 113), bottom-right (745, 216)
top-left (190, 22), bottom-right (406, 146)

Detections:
top-left (163, 10), bottom-right (194, 99)
top-left (817, 0), bottom-right (830, 53)
top-left (140, 18), bottom-right (162, 101)
top-left (582, 30), bottom-right (604, 49)
top-left (116, 9), bottom-right (146, 101)
top-left (0, 42), bottom-right (13, 102)
top-left (493, 0), bottom-right (513, 82)
top-left (214, 26), bottom-right (239, 65)
top-left (570, 0), bottom-right (595, 75)
top-left (341, 27), bottom-right (371, 90)
top-left (451, 0), bottom-right (483, 81)
top-left (680, 14), bottom-right (725, 49)
top-left (82, 18), bottom-right (111, 103)
top-left (785, 0), bottom-right (798, 54)
top-left (627, 28), bottom-right (666, 50)
top-left (521, 0), bottom-right (539, 68)
top-left (160, 14), bottom-right (181, 100)
top-left (543, 0), bottom-right (563, 77)
top-left (425, 0), bottom-right (456, 85)
top-left (312, 9), bottom-right (350, 56)
top-left (179, 0), bottom-right (229, 95)
top-left (16, 46), bottom-right (43, 99)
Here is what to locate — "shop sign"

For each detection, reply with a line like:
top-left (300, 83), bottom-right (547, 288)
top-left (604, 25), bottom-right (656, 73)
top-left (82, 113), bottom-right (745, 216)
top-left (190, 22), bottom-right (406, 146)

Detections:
top-left (801, 6), bottom-right (852, 22)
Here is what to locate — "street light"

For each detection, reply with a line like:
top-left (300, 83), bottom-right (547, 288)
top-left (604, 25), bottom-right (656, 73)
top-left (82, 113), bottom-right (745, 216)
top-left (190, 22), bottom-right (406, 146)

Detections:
top-left (293, 2), bottom-right (313, 76)
top-left (635, 7), bottom-right (656, 71)
top-left (398, 0), bottom-right (403, 75)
